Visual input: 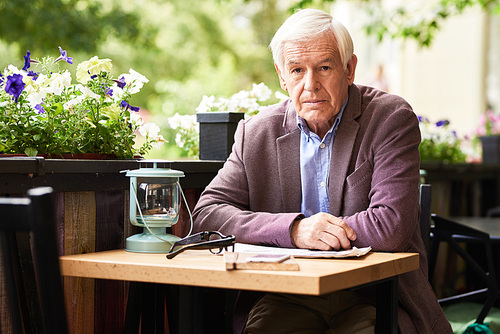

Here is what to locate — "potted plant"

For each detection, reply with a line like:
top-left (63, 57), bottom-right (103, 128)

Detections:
top-left (0, 47), bottom-right (164, 159)
top-left (418, 116), bottom-right (467, 164)
top-left (475, 110), bottom-right (500, 164)
top-left (169, 83), bottom-right (286, 160)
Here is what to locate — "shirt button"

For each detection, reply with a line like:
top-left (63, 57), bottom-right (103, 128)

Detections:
top-left (320, 143), bottom-right (326, 149)
top-left (320, 182), bottom-right (326, 187)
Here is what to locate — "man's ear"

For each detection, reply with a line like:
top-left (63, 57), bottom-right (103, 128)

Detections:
top-left (275, 63), bottom-right (287, 91)
top-left (346, 54), bottom-right (357, 85)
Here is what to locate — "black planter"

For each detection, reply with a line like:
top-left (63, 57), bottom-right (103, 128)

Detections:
top-left (479, 135), bottom-right (500, 164)
top-left (197, 112), bottom-right (245, 161)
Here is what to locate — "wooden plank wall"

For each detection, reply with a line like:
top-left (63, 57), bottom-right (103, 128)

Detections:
top-left (0, 187), bottom-right (200, 334)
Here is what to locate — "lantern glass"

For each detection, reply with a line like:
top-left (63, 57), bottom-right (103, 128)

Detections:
top-left (124, 160), bottom-right (186, 253)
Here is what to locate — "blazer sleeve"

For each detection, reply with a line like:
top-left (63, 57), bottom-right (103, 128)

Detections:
top-left (343, 104), bottom-right (422, 252)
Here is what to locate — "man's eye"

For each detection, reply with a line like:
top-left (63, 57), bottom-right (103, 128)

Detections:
top-left (291, 68), bottom-right (303, 74)
top-left (319, 66), bottom-right (331, 71)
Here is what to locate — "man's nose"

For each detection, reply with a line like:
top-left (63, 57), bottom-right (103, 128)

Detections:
top-left (304, 71), bottom-right (320, 91)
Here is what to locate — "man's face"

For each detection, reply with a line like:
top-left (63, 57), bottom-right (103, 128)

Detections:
top-left (276, 33), bottom-right (357, 137)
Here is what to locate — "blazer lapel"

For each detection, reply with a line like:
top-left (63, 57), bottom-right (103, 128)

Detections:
top-left (277, 104), bottom-right (301, 212)
top-left (329, 85), bottom-right (361, 216)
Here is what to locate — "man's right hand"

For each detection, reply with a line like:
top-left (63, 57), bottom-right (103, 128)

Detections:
top-left (291, 212), bottom-right (357, 250)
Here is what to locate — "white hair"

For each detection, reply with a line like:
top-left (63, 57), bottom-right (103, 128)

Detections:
top-left (270, 8), bottom-right (354, 72)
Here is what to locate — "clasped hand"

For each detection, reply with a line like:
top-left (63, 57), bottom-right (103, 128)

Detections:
top-left (291, 212), bottom-right (357, 250)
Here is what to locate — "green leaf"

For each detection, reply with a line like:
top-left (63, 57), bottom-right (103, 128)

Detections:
top-left (25, 147), bottom-right (38, 157)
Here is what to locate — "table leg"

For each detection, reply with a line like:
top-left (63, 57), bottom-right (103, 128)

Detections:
top-left (123, 282), bottom-right (166, 334)
top-left (123, 282), bottom-right (141, 334)
top-left (375, 277), bottom-right (398, 334)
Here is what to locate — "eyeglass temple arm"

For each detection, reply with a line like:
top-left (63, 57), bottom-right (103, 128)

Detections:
top-left (166, 236), bottom-right (235, 259)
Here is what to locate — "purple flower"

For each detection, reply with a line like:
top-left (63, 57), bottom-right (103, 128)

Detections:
top-left (22, 50), bottom-right (31, 71)
top-left (417, 115), bottom-right (429, 123)
top-left (55, 46), bottom-right (73, 64)
top-left (114, 76), bottom-right (126, 89)
top-left (121, 100), bottom-right (140, 112)
top-left (0, 72), bottom-right (3, 85)
top-left (35, 104), bottom-right (45, 114)
top-left (27, 70), bottom-right (39, 80)
top-left (5, 74), bottom-right (25, 103)
top-left (105, 86), bottom-right (113, 97)
top-left (436, 120), bottom-right (450, 127)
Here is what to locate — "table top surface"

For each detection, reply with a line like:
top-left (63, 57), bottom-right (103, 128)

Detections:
top-left (60, 250), bottom-right (419, 295)
top-left (451, 216), bottom-right (500, 238)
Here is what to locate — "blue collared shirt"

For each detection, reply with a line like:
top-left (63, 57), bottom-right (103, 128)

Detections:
top-left (298, 99), bottom-right (347, 217)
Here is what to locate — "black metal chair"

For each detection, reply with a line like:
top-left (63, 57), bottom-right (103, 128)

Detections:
top-left (419, 184), bottom-right (432, 256)
top-left (428, 214), bottom-right (500, 325)
top-left (0, 187), bottom-right (68, 334)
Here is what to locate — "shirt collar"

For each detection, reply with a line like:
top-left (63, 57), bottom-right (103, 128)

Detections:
top-left (297, 96), bottom-right (348, 138)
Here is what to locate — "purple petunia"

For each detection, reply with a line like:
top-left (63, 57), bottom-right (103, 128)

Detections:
top-left (55, 46), bottom-right (73, 64)
top-left (27, 70), bottom-right (39, 80)
top-left (0, 72), bottom-right (3, 85)
top-left (121, 100), bottom-right (140, 112)
top-left (105, 86), bottom-right (113, 97)
top-left (436, 120), bottom-right (450, 127)
top-left (35, 104), bottom-right (45, 114)
top-left (114, 76), bottom-right (126, 89)
top-left (5, 74), bottom-right (25, 103)
top-left (22, 50), bottom-right (31, 71)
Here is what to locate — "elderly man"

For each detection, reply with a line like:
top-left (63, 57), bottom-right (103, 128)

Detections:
top-left (193, 8), bottom-right (451, 334)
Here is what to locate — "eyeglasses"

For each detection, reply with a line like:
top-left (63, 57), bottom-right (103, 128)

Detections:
top-left (166, 231), bottom-right (235, 259)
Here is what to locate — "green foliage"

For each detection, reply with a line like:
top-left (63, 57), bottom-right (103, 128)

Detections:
top-left (290, 0), bottom-right (500, 47)
top-left (418, 117), bottom-right (467, 163)
top-left (0, 50), bottom-right (164, 158)
top-left (0, 0), bottom-right (140, 54)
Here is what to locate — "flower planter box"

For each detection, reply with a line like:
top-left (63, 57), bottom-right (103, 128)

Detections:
top-left (479, 135), bottom-right (500, 164)
top-left (196, 112), bottom-right (245, 161)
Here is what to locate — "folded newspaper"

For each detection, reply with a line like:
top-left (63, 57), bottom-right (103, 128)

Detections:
top-left (233, 243), bottom-right (371, 258)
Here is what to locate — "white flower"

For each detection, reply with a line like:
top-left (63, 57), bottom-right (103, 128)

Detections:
top-left (77, 85), bottom-right (101, 100)
top-left (76, 56), bottom-right (112, 84)
top-left (152, 135), bottom-right (166, 149)
top-left (129, 112), bottom-right (143, 126)
top-left (25, 89), bottom-right (47, 108)
top-left (168, 113), bottom-right (197, 131)
top-left (139, 122), bottom-right (161, 138)
top-left (175, 133), bottom-right (185, 148)
top-left (6, 65), bottom-right (22, 75)
top-left (23, 76), bottom-right (50, 108)
top-left (111, 84), bottom-right (126, 101)
top-left (120, 69), bottom-right (149, 94)
top-left (45, 71), bottom-right (72, 95)
top-left (251, 82), bottom-right (272, 102)
top-left (168, 113), bottom-right (183, 129)
top-left (63, 84), bottom-right (100, 109)
top-left (195, 95), bottom-right (216, 113)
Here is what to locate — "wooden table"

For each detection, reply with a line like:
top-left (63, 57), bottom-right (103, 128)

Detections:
top-left (451, 216), bottom-right (500, 241)
top-left (60, 250), bottom-right (419, 334)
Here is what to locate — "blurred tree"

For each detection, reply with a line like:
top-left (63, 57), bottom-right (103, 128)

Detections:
top-left (289, 0), bottom-right (500, 47)
top-left (0, 0), bottom-right (140, 54)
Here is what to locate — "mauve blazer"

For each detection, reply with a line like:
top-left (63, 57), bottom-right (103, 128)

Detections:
top-left (193, 84), bottom-right (452, 333)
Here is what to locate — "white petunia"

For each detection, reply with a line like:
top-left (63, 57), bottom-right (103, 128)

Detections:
top-left (195, 95), bottom-right (216, 113)
top-left (251, 82), bottom-right (272, 102)
top-left (120, 69), bottom-right (149, 94)
top-left (45, 71), bottom-right (72, 95)
top-left (139, 122), bottom-right (161, 138)
top-left (129, 112), bottom-right (143, 126)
